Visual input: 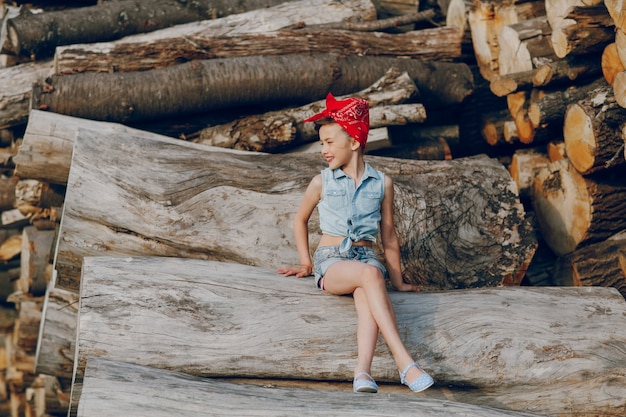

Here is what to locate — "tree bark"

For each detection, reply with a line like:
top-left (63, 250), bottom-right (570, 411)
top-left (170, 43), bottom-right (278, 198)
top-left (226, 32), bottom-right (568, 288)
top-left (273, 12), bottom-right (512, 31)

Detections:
top-left (528, 76), bottom-right (606, 138)
top-left (550, 5), bottom-right (615, 58)
top-left (0, 59), bottom-right (53, 128)
top-left (563, 81), bottom-right (626, 175)
top-left (532, 158), bottom-right (626, 256)
top-left (76, 357), bottom-right (584, 417)
top-left (553, 230), bottom-right (626, 298)
top-left (53, 0), bottom-right (380, 74)
top-left (3, 0), bottom-right (298, 58)
top-left (66, 256), bottom-right (626, 417)
top-left (52, 126), bottom-right (535, 292)
top-left (55, 27), bottom-right (463, 74)
top-left (32, 54), bottom-right (474, 123)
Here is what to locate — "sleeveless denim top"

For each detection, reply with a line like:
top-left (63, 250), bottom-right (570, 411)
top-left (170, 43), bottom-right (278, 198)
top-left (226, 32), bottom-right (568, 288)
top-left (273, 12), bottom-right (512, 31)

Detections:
top-left (318, 162), bottom-right (385, 254)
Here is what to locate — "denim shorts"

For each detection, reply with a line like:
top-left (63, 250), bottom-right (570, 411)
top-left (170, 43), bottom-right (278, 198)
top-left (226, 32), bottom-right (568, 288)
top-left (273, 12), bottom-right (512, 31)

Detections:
top-left (313, 245), bottom-right (388, 289)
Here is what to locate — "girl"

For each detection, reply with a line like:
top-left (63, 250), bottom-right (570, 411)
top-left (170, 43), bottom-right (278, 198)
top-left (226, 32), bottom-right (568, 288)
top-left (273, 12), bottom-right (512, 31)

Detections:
top-left (277, 93), bottom-right (434, 394)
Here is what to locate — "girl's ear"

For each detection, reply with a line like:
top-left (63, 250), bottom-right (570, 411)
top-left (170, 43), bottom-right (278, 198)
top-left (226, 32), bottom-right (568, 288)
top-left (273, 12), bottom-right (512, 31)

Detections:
top-left (350, 137), bottom-right (361, 151)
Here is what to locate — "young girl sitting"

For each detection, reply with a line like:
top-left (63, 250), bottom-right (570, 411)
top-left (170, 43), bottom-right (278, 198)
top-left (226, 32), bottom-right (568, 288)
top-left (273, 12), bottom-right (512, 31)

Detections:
top-left (277, 93), bottom-right (434, 394)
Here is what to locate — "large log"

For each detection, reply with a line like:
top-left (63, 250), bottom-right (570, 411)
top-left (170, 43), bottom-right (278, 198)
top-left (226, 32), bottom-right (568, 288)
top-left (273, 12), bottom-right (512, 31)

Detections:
top-left (55, 27), bottom-right (462, 74)
top-left (32, 54), bottom-right (474, 123)
top-left (12, 110), bottom-right (175, 185)
top-left (531, 158), bottom-right (626, 256)
top-left (68, 256), bottom-right (626, 417)
top-left (52, 126), bottom-right (535, 292)
top-left (76, 357), bottom-right (548, 417)
top-left (3, 0), bottom-right (298, 58)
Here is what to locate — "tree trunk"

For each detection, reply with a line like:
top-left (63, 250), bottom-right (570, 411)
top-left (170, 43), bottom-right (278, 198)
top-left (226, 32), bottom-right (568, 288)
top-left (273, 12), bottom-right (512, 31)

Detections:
top-left (32, 54), bottom-right (473, 123)
top-left (191, 69), bottom-right (424, 152)
top-left (66, 256), bottom-right (626, 417)
top-left (0, 59), bottom-right (53, 128)
top-left (553, 230), bottom-right (626, 298)
top-left (55, 27), bottom-right (463, 74)
top-left (563, 81), bottom-right (626, 175)
top-left (532, 158), bottom-right (626, 256)
top-left (497, 15), bottom-right (555, 76)
top-left (76, 357), bottom-right (581, 417)
top-left (53, 0), bottom-right (379, 74)
top-left (550, 5), bottom-right (615, 58)
top-left (4, 0), bottom-right (298, 58)
top-left (51, 126), bottom-right (535, 292)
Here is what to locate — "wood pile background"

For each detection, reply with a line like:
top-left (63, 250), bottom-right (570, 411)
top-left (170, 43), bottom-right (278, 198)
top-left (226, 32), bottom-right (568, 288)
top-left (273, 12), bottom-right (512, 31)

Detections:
top-left (0, 0), bottom-right (624, 416)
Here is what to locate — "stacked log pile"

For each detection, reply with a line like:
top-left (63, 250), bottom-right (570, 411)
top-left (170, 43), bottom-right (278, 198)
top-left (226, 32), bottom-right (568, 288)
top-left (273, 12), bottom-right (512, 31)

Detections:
top-left (0, 0), bottom-right (623, 416)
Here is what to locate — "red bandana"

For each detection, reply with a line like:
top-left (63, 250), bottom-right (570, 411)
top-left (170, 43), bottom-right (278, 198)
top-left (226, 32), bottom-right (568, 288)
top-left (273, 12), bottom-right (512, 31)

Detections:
top-left (303, 93), bottom-right (370, 148)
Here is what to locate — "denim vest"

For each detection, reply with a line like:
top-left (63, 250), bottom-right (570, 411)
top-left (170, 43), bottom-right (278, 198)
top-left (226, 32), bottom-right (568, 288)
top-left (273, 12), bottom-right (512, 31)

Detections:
top-left (318, 162), bottom-right (385, 254)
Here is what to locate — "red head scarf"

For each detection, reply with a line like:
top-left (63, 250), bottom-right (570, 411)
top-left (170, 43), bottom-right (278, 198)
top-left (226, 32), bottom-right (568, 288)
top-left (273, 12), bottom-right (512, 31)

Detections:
top-left (303, 93), bottom-right (370, 148)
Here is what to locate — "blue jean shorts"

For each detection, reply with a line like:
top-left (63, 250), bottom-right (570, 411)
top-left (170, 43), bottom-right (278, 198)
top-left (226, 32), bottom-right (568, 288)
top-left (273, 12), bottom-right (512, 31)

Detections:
top-left (313, 245), bottom-right (388, 290)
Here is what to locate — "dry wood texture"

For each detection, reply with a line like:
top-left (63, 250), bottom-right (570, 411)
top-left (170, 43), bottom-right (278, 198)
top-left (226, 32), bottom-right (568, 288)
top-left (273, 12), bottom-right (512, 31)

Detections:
top-left (76, 357), bottom-right (550, 417)
top-left (68, 256), bottom-right (626, 417)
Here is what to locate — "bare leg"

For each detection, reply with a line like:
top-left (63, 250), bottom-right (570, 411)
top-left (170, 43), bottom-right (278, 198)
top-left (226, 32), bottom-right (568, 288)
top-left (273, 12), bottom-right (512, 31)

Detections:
top-left (353, 287), bottom-right (378, 378)
top-left (323, 261), bottom-right (425, 383)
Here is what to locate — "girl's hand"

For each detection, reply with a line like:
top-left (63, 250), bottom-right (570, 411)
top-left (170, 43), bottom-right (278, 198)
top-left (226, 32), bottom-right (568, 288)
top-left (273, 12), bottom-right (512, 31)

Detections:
top-left (277, 264), bottom-right (313, 278)
top-left (391, 281), bottom-right (421, 292)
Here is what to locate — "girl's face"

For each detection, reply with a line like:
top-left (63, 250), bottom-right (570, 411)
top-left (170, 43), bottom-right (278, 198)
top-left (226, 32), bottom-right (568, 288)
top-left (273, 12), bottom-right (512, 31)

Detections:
top-left (319, 123), bottom-right (359, 169)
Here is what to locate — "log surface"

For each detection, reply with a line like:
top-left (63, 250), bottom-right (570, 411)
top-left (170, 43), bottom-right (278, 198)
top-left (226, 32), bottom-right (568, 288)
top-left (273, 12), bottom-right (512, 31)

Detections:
top-left (76, 357), bottom-right (547, 417)
top-left (70, 256), bottom-right (626, 417)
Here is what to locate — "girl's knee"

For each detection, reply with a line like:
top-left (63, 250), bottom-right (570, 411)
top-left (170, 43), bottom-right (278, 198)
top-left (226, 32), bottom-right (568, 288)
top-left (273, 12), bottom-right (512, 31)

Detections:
top-left (361, 265), bottom-right (385, 286)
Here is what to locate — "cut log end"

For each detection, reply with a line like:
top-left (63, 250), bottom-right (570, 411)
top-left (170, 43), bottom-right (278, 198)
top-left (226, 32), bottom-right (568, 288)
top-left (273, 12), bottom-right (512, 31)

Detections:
top-left (601, 43), bottom-right (624, 85)
top-left (563, 103), bottom-right (596, 173)
top-left (613, 71), bottom-right (626, 108)
top-left (532, 159), bottom-right (591, 256)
